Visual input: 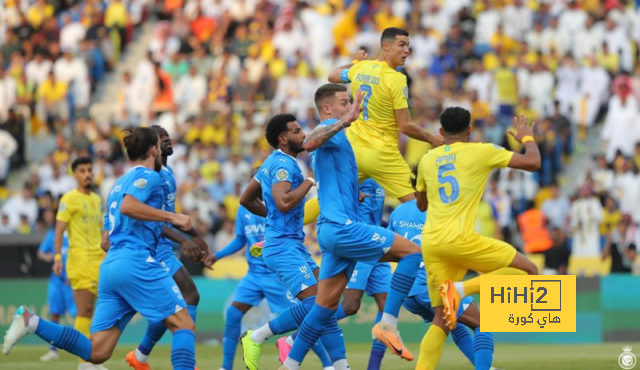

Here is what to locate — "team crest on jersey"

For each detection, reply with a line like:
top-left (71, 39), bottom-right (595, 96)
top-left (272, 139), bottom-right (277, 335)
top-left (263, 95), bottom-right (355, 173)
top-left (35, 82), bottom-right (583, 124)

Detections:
top-left (134, 178), bottom-right (148, 189)
top-left (276, 169), bottom-right (289, 181)
top-left (402, 86), bottom-right (409, 99)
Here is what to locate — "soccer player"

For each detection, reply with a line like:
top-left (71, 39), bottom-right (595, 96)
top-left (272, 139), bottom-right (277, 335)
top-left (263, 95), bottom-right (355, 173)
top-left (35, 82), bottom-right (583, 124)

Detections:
top-left (328, 27), bottom-right (444, 203)
top-left (36, 209), bottom-right (76, 362)
top-left (207, 170), bottom-right (332, 370)
top-left (239, 113), bottom-right (339, 370)
top-left (126, 125), bottom-right (208, 370)
top-left (3, 127), bottom-right (198, 370)
top-left (393, 167), bottom-right (496, 370)
top-left (279, 83), bottom-right (423, 370)
top-left (53, 157), bottom-right (105, 370)
top-left (414, 108), bottom-right (539, 370)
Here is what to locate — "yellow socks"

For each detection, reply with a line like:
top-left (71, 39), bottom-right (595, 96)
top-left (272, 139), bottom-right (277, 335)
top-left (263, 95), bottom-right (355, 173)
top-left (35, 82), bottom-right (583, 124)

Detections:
top-left (462, 267), bottom-right (527, 296)
top-left (74, 316), bottom-right (92, 363)
top-left (416, 325), bottom-right (447, 370)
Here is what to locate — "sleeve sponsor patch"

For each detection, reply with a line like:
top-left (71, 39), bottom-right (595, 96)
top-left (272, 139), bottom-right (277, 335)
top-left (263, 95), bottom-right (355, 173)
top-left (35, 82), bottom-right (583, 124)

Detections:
top-left (276, 169), bottom-right (289, 181)
top-left (134, 178), bottom-right (148, 189)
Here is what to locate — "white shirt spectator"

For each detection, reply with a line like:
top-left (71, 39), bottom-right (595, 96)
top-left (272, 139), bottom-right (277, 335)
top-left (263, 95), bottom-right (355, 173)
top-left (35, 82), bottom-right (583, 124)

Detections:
top-left (542, 194), bottom-right (571, 230)
top-left (555, 62), bottom-right (581, 115)
top-left (25, 58), bottom-right (52, 85)
top-left (174, 69), bottom-right (207, 117)
top-left (272, 25), bottom-right (306, 62)
top-left (221, 155), bottom-right (251, 186)
top-left (602, 94), bottom-right (640, 162)
top-left (528, 67), bottom-right (554, 115)
top-left (474, 5), bottom-right (501, 45)
top-left (0, 74), bottom-right (16, 121)
top-left (612, 170), bottom-right (640, 216)
top-left (466, 69), bottom-right (493, 103)
top-left (525, 27), bottom-right (544, 53)
top-left (227, 0), bottom-right (256, 23)
top-left (573, 22), bottom-right (605, 61)
top-left (54, 56), bottom-right (88, 84)
top-left (421, 6), bottom-right (451, 39)
top-left (558, 7), bottom-right (587, 38)
top-left (0, 129), bottom-right (17, 181)
top-left (244, 54), bottom-right (266, 84)
top-left (60, 20), bottom-right (86, 53)
top-left (570, 195), bottom-right (603, 258)
top-left (1, 191), bottom-right (38, 229)
top-left (300, 6), bottom-right (336, 65)
top-left (540, 22), bottom-right (570, 56)
top-left (409, 30), bottom-right (440, 70)
top-left (45, 173), bottom-right (76, 199)
top-left (502, 2), bottom-right (533, 41)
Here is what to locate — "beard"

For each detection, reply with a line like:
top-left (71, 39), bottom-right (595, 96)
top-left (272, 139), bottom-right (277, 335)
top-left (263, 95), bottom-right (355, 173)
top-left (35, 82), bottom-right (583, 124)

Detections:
top-left (290, 141), bottom-right (306, 153)
top-left (82, 178), bottom-right (93, 190)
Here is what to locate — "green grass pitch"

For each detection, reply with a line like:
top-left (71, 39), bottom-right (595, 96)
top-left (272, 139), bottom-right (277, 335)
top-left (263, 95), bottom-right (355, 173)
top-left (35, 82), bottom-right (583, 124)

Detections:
top-left (1, 342), bottom-right (635, 369)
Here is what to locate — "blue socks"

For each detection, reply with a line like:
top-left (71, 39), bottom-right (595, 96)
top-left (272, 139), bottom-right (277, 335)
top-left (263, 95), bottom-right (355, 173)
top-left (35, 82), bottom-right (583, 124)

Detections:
top-left (139, 304), bottom-right (197, 357)
top-left (319, 314), bottom-right (346, 363)
top-left (451, 324), bottom-right (475, 365)
top-left (367, 312), bottom-right (385, 370)
top-left (311, 340), bottom-right (334, 367)
top-left (171, 329), bottom-right (196, 370)
top-left (289, 304), bottom-right (336, 363)
top-left (222, 305), bottom-right (244, 370)
top-left (473, 328), bottom-right (494, 370)
top-left (269, 296), bottom-right (315, 334)
top-left (384, 253), bottom-right (421, 318)
top-left (35, 319), bottom-right (92, 361)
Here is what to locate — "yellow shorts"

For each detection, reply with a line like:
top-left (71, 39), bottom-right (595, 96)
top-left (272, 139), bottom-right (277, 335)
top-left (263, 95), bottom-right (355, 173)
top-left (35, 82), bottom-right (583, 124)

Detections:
top-left (351, 145), bottom-right (414, 200)
top-left (423, 234), bottom-right (517, 307)
top-left (66, 257), bottom-right (102, 295)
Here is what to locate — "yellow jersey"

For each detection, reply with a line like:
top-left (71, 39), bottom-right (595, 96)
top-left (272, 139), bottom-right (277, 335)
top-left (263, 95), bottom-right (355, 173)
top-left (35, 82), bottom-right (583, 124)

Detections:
top-left (56, 189), bottom-right (103, 261)
top-left (416, 142), bottom-right (513, 245)
top-left (345, 60), bottom-right (409, 150)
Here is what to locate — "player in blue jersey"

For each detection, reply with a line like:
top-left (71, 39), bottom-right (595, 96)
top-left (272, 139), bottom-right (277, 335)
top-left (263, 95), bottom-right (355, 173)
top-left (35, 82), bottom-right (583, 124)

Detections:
top-left (37, 210), bottom-right (76, 362)
top-left (239, 113), bottom-right (346, 370)
top-left (3, 128), bottom-right (199, 370)
top-left (279, 84), bottom-right (423, 370)
top-left (125, 125), bottom-right (208, 370)
top-left (389, 166), bottom-right (496, 370)
top-left (207, 168), bottom-right (332, 370)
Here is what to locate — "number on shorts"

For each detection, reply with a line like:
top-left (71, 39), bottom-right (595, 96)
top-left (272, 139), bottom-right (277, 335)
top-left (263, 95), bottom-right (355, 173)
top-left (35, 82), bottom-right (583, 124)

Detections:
top-left (437, 163), bottom-right (460, 204)
top-left (361, 84), bottom-right (372, 121)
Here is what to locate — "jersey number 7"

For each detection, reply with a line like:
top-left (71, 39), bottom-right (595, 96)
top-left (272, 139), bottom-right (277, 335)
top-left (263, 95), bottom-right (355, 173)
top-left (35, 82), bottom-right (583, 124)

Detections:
top-left (361, 84), bottom-right (372, 121)
top-left (438, 163), bottom-right (460, 204)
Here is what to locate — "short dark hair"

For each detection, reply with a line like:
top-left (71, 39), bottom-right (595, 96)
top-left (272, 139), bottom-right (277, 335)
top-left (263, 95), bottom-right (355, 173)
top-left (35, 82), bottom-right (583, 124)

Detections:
top-left (314, 84), bottom-right (347, 111)
top-left (122, 127), bottom-right (159, 161)
top-left (381, 27), bottom-right (409, 46)
top-left (71, 157), bottom-right (92, 172)
top-left (265, 113), bottom-right (297, 149)
top-left (150, 125), bottom-right (168, 137)
top-left (440, 107), bottom-right (471, 134)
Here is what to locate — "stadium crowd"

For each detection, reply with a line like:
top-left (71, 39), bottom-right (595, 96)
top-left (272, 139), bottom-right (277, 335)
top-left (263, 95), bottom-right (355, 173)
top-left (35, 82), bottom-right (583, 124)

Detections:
top-left (0, 0), bottom-right (638, 274)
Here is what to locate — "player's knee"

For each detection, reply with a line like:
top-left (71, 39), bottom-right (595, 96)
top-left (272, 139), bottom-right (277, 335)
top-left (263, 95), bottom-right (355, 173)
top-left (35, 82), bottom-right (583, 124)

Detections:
top-left (342, 300), bottom-right (361, 316)
top-left (89, 345), bottom-right (113, 364)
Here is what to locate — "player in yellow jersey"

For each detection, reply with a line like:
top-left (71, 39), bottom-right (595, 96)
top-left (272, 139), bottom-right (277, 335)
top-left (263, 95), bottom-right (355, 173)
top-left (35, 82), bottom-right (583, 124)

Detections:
top-left (53, 157), bottom-right (105, 370)
top-left (414, 108), bottom-right (540, 370)
top-left (328, 27), bottom-right (444, 203)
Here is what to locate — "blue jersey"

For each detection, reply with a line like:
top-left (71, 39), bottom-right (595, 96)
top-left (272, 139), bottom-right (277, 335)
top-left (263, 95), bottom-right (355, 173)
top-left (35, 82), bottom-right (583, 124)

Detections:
top-left (235, 206), bottom-right (271, 273)
top-left (311, 119), bottom-right (360, 225)
top-left (104, 167), bottom-right (165, 254)
top-left (257, 150), bottom-right (306, 244)
top-left (358, 179), bottom-right (385, 226)
top-left (157, 165), bottom-right (177, 251)
top-left (38, 229), bottom-right (70, 282)
top-left (387, 200), bottom-right (427, 292)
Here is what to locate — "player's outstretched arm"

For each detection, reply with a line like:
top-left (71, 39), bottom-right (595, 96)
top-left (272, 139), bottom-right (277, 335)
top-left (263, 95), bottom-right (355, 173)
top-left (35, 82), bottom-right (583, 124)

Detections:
top-left (395, 108), bottom-right (444, 147)
top-left (328, 50), bottom-right (368, 83)
top-left (121, 194), bottom-right (192, 231)
top-left (303, 90), bottom-right (365, 152)
top-left (506, 115), bottom-right (542, 172)
top-left (240, 177), bottom-right (267, 217)
top-left (52, 220), bottom-right (68, 276)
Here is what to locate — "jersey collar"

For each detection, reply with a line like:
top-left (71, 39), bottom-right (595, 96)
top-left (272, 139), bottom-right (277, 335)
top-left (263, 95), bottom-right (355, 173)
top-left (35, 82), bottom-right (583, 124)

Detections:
top-left (276, 149), bottom-right (297, 161)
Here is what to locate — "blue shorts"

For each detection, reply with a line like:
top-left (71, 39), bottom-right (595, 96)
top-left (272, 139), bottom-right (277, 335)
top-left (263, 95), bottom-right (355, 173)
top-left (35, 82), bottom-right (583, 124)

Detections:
top-left (346, 262), bottom-right (391, 296)
top-left (234, 271), bottom-right (296, 313)
top-left (48, 278), bottom-right (76, 317)
top-left (403, 294), bottom-right (474, 323)
top-left (263, 241), bottom-right (319, 298)
top-left (155, 245), bottom-right (183, 276)
top-left (91, 249), bottom-right (186, 333)
top-left (317, 221), bottom-right (394, 281)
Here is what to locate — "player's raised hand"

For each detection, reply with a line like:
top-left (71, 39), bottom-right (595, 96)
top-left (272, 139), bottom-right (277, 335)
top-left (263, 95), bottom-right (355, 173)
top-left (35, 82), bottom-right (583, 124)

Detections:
top-left (352, 49), bottom-right (368, 62)
top-left (52, 260), bottom-right (62, 276)
top-left (172, 213), bottom-right (193, 231)
top-left (508, 115), bottom-right (536, 143)
top-left (345, 89), bottom-right (366, 124)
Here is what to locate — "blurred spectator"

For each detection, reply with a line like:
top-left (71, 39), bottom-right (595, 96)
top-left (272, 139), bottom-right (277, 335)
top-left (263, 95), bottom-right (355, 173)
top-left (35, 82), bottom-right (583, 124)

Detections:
top-left (543, 227), bottom-right (571, 275)
top-left (541, 183), bottom-right (570, 230)
top-left (602, 84), bottom-right (640, 163)
top-left (1, 186), bottom-right (38, 229)
top-left (570, 186), bottom-right (603, 258)
top-left (0, 213), bottom-right (12, 234)
top-left (518, 201), bottom-right (552, 253)
top-left (603, 216), bottom-right (636, 273)
top-left (0, 126), bottom-right (17, 182)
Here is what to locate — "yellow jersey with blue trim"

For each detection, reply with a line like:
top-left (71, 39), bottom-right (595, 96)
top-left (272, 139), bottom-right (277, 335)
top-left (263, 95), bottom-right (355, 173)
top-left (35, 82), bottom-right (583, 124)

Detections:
top-left (344, 60), bottom-right (409, 150)
top-left (416, 142), bottom-right (513, 245)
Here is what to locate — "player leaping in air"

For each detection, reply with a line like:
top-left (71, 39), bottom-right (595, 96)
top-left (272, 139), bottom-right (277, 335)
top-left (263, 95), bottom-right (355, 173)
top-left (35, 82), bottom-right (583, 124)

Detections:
top-left (328, 27), bottom-right (444, 203)
top-left (414, 109), bottom-right (539, 370)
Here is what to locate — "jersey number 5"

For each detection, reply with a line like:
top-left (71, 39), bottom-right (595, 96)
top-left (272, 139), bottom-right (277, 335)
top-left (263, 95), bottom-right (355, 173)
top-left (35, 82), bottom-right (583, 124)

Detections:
top-left (361, 84), bottom-right (372, 120)
top-left (437, 163), bottom-right (460, 204)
